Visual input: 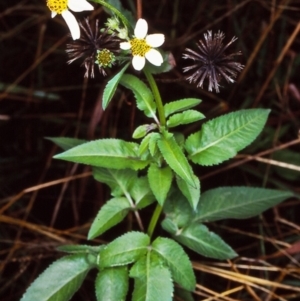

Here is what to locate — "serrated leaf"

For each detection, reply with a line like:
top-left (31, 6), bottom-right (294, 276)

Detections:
top-left (161, 218), bottom-right (179, 235)
top-left (174, 223), bottom-right (237, 260)
top-left (120, 74), bottom-right (157, 121)
top-left (130, 253), bottom-right (173, 301)
top-left (88, 197), bottom-right (131, 240)
top-left (148, 132), bottom-right (161, 156)
top-left (93, 167), bottom-right (137, 197)
top-left (129, 176), bottom-right (155, 209)
top-left (20, 254), bottom-right (92, 301)
top-left (148, 164), bottom-right (173, 206)
top-left (176, 175), bottom-right (200, 210)
top-left (138, 134), bottom-right (152, 157)
top-left (95, 267), bottom-right (129, 301)
top-left (152, 237), bottom-right (196, 291)
top-left (185, 109), bottom-right (270, 166)
top-left (132, 124), bottom-right (157, 139)
top-left (54, 139), bottom-right (149, 170)
top-left (163, 189), bottom-right (195, 228)
top-left (57, 244), bottom-right (104, 254)
top-left (174, 287), bottom-right (195, 301)
top-left (102, 63), bottom-right (130, 109)
top-left (195, 187), bottom-right (293, 223)
top-left (100, 232), bottom-right (150, 268)
top-left (164, 98), bottom-right (202, 118)
top-left (157, 135), bottom-right (196, 187)
top-left (167, 110), bottom-right (205, 128)
top-left (46, 137), bottom-right (86, 151)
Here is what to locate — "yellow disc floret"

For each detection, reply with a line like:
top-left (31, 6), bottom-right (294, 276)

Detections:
top-left (47, 0), bottom-right (68, 14)
top-left (96, 49), bottom-right (115, 67)
top-left (130, 38), bottom-right (151, 57)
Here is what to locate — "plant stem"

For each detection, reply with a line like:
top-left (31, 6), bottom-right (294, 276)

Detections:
top-left (124, 192), bottom-right (144, 231)
top-left (143, 68), bottom-right (166, 238)
top-left (143, 68), bottom-right (166, 127)
top-left (147, 204), bottom-right (162, 239)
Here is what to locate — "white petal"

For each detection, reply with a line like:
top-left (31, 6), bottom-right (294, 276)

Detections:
top-left (51, 11), bottom-right (57, 18)
top-left (62, 10), bottom-right (80, 40)
top-left (134, 18), bottom-right (147, 39)
top-left (68, 0), bottom-right (94, 12)
top-left (132, 56), bottom-right (146, 71)
top-left (120, 42), bottom-right (131, 50)
top-left (146, 34), bottom-right (165, 47)
top-left (145, 49), bottom-right (163, 66)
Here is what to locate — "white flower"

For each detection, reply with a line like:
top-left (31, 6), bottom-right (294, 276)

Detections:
top-left (120, 19), bottom-right (165, 71)
top-left (47, 0), bottom-right (94, 40)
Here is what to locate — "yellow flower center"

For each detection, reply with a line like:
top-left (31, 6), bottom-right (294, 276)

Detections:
top-left (96, 49), bottom-right (115, 67)
top-left (47, 0), bottom-right (68, 14)
top-left (130, 38), bottom-right (151, 57)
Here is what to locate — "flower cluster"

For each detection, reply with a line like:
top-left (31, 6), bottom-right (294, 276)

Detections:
top-left (183, 30), bottom-right (244, 93)
top-left (47, 1), bottom-right (243, 92)
top-left (120, 19), bottom-right (165, 71)
top-left (66, 18), bottom-right (121, 77)
top-left (65, 17), bottom-right (166, 76)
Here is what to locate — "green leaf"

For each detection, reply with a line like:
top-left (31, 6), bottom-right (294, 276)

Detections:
top-left (138, 132), bottom-right (161, 158)
top-left (167, 110), bottom-right (205, 128)
top-left (173, 223), bottom-right (237, 260)
top-left (54, 139), bottom-right (149, 170)
top-left (185, 109), bottom-right (270, 166)
top-left (163, 189), bottom-right (195, 228)
top-left (129, 176), bottom-right (155, 209)
top-left (130, 253), bottom-right (173, 301)
top-left (157, 134), bottom-right (196, 187)
top-left (174, 287), bottom-right (195, 301)
top-left (164, 98), bottom-right (202, 118)
top-left (102, 63), bottom-right (130, 110)
top-left (132, 124), bottom-right (157, 139)
top-left (138, 134), bottom-right (152, 157)
top-left (152, 237), bottom-right (196, 291)
top-left (20, 254), bottom-right (92, 301)
top-left (46, 137), bottom-right (86, 151)
top-left (161, 218), bottom-right (179, 234)
top-left (148, 132), bottom-right (161, 156)
top-left (88, 197), bottom-right (131, 240)
top-left (195, 187), bottom-right (293, 223)
top-left (100, 232), bottom-right (150, 268)
top-left (57, 244), bottom-right (103, 254)
top-left (148, 164), bottom-right (173, 206)
top-left (95, 267), bottom-right (129, 301)
top-left (93, 167), bottom-right (137, 197)
top-left (120, 74), bottom-right (157, 121)
top-left (176, 175), bottom-right (200, 210)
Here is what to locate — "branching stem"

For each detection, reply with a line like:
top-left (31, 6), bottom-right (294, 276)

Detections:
top-left (143, 68), bottom-right (166, 127)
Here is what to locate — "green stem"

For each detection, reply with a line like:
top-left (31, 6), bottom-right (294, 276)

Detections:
top-left (147, 204), bottom-right (162, 239)
top-left (91, 0), bottom-right (132, 30)
top-left (143, 69), bottom-right (166, 237)
top-left (143, 68), bottom-right (166, 127)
